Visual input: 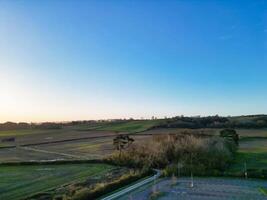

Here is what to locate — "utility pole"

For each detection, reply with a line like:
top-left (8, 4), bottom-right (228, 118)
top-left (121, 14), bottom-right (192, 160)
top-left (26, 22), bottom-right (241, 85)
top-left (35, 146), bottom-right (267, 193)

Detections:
top-left (244, 162), bottom-right (248, 179)
top-left (177, 161), bottom-right (180, 178)
top-left (190, 153), bottom-right (194, 188)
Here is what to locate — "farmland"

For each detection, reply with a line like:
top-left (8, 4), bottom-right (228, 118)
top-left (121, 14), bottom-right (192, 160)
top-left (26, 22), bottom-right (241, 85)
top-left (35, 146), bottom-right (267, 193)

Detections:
top-left (95, 120), bottom-right (162, 133)
top-left (1, 119), bottom-right (267, 199)
top-left (0, 121), bottom-right (156, 199)
top-left (1, 123), bottom-right (267, 165)
top-left (1, 123), bottom-right (267, 164)
top-left (0, 120), bottom-right (159, 163)
top-left (0, 163), bottom-right (117, 200)
top-left (226, 129), bottom-right (267, 176)
top-left (0, 129), bottom-right (115, 162)
top-left (1, 0), bottom-right (266, 198)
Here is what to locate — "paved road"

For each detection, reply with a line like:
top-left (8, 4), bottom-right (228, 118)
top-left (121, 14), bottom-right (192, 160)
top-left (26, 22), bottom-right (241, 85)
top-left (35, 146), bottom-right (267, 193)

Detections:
top-left (101, 170), bottom-right (161, 200)
top-left (117, 177), bottom-right (267, 200)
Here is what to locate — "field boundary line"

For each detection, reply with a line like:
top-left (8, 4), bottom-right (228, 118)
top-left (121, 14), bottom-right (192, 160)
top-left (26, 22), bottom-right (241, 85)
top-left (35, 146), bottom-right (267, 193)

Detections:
top-left (18, 146), bottom-right (86, 159)
top-left (0, 133), bottom-right (159, 149)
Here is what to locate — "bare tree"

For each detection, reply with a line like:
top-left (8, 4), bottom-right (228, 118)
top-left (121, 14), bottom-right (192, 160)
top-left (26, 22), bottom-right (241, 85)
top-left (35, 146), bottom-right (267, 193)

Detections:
top-left (113, 135), bottom-right (134, 158)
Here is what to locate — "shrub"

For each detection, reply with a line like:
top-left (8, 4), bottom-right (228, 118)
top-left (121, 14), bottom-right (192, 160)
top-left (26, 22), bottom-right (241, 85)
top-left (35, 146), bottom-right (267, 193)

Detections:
top-left (108, 134), bottom-right (237, 176)
top-left (247, 169), bottom-right (263, 178)
top-left (262, 169), bottom-right (267, 178)
top-left (70, 170), bottom-right (152, 200)
top-left (220, 129), bottom-right (239, 145)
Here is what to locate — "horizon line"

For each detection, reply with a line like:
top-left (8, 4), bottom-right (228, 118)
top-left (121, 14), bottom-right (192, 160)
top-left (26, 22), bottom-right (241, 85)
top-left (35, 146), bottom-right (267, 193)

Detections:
top-left (1, 114), bottom-right (266, 124)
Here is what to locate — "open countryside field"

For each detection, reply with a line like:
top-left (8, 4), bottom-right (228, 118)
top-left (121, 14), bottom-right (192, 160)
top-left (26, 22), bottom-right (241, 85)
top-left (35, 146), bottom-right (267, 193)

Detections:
top-left (140, 127), bottom-right (267, 137)
top-left (0, 136), bottom-right (115, 162)
top-left (0, 129), bottom-right (116, 147)
top-left (0, 128), bottom-right (116, 162)
top-left (0, 163), bottom-right (117, 200)
top-left (0, 120), bottom-right (160, 147)
top-left (227, 131), bottom-right (267, 176)
top-left (0, 121), bottom-right (161, 162)
top-left (65, 120), bottom-right (161, 133)
top-left (95, 120), bottom-right (162, 133)
top-left (0, 136), bottom-right (151, 163)
top-left (1, 121), bottom-right (267, 163)
top-left (1, 118), bottom-right (267, 142)
top-left (236, 129), bottom-right (267, 138)
top-left (0, 135), bottom-right (152, 162)
top-left (0, 120), bottom-right (267, 199)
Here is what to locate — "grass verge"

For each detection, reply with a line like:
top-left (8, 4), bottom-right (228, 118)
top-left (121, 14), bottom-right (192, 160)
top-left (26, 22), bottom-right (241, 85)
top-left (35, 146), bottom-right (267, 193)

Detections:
top-left (0, 163), bottom-right (115, 200)
top-left (259, 187), bottom-right (267, 196)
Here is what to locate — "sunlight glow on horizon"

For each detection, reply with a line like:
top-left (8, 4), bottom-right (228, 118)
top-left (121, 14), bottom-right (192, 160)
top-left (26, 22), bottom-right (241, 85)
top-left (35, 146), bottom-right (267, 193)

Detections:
top-left (0, 1), bottom-right (266, 122)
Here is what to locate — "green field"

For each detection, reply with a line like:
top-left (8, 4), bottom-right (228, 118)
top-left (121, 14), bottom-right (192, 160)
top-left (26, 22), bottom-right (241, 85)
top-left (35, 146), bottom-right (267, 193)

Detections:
top-left (96, 120), bottom-right (162, 133)
top-left (0, 163), bottom-right (115, 200)
top-left (1, 126), bottom-right (267, 177)
top-left (0, 129), bottom-right (61, 137)
top-left (71, 120), bottom-right (162, 133)
top-left (0, 120), bottom-right (161, 138)
top-left (229, 152), bottom-right (267, 172)
top-left (227, 130), bottom-right (267, 176)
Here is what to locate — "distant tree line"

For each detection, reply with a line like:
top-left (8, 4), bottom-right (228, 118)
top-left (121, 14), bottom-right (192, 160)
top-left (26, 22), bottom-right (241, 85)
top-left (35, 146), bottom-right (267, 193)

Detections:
top-left (154, 115), bottom-right (267, 129)
top-left (1, 115), bottom-right (267, 131)
top-left (0, 122), bottom-right (62, 131)
top-left (0, 119), bottom-right (132, 131)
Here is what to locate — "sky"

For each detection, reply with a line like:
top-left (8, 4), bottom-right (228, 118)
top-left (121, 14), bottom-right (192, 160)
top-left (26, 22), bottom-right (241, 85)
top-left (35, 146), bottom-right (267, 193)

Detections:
top-left (0, 0), bottom-right (266, 122)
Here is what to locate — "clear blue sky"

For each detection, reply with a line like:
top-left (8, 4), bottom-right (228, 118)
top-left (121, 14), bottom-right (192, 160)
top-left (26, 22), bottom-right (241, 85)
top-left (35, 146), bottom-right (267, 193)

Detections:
top-left (0, 0), bottom-right (266, 122)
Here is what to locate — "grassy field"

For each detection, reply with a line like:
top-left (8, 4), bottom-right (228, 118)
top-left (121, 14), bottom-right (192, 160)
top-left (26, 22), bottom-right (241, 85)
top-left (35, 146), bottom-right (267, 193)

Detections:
top-left (0, 163), bottom-right (116, 200)
top-left (0, 127), bottom-right (266, 163)
top-left (1, 125), bottom-right (266, 170)
top-left (63, 120), bottom-right (162, 133)
top-left (227, 129), bottom-right (267, 176)
top-left (0, 126), bottom-right (266, 199)
top-left (0, 120), bottom-right (162, 138)
top-left (0, 134), bottom-right (151, 163)
top-left (229, 152), bottom-right (267, 172)
top-left (0, 120), bottom-right (160, 147)
top-left (0, 121), bottom-right (159, 162)
top-left (0, 138), bottom-right (113, 162)
top-left (95, 120), bottom-right (162, 133)
top-left (0, 129), bottom-right (64, 137)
